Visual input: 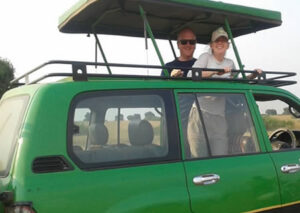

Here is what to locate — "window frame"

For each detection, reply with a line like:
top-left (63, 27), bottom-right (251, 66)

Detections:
top-left (67, 89), bottom-right (181, 170)
top-left (175, 89), bottom-right (267, 160)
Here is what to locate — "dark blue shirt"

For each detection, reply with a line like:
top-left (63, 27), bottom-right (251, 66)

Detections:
top-left (161, 58), bottom-right (196, 77)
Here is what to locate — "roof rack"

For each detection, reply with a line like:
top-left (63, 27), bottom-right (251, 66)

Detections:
top-left (10, 60), bottom-right (297, 88)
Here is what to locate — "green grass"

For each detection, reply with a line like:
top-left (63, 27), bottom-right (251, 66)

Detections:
top-left (262, 115), bottom-right (300, 134)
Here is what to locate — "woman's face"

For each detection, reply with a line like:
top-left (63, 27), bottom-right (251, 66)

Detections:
top-left (210, 36), bottom-right (229, 56)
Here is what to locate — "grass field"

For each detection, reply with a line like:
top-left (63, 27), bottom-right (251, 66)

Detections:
top-left (262, 114), bottom-right (300, 135)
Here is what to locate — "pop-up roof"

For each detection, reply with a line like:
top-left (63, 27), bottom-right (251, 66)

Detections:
top-left (59, 0), bottom-right (281, 43)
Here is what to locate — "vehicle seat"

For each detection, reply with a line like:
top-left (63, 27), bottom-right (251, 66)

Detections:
top-left (128, 119), bottom-right (154, 146)
top-left (87, 123), bottom-right (109, 150)
top-left (128, 119), bottom-right (162, 158)
top-left (226, 108), bottom-right (255, 154)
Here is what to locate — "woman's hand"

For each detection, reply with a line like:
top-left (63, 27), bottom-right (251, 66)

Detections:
top-left (255, 69), bottom-right (263, 75)
top-left (215, 67), bottom-right (231, 75)
top-left (247, 69), bottom-right (263, 79)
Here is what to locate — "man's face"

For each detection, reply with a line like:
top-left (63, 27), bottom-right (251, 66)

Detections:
top-left (177, 30), bottom-right (196, 59)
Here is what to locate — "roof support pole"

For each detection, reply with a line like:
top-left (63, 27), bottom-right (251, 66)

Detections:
top-left (224, 18), bottom-right (246, 79)
top-left (168, 39), bottom-right (177, 59)
top-left (94, 34), bottom-right (112, 75)
top-left (139, 5), bottom-right (169, 77)
top-left (91, 9), bottom-right (121, 75)
top-left (95, 38), bottom-right (98, 68)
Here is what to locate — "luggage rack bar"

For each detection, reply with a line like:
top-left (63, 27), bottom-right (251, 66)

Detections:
top-left (10, 60), bottom-right (297, 87)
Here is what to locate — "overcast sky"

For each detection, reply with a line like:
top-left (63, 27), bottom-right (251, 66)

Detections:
top-left (0, 0), bottom-right (299, 96)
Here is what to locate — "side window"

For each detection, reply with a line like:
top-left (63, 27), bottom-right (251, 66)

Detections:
top-left (179, 93), bottom-right (260, 159)
top-left (254, 94), bottom-right (300, 151)
top-left (69, 90), bottom-right (180, 169)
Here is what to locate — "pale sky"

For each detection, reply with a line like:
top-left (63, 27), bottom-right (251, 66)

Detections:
top-left (0, 0), bottom-right (299, 97)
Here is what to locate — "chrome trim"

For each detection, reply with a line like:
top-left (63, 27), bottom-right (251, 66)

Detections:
top-left (193, 174), bottom-right (220, 185)
top-left (281, 164), bottom-right (300, 174)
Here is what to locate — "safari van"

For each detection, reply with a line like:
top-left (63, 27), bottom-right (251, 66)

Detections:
top-left (1, 0), bottom-right (300, 212)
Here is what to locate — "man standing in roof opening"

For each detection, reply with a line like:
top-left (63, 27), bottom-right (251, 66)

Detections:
top-left (161, 28), bottom-right (197, 77)
top-left (162, 28), bottom-right (197, 157)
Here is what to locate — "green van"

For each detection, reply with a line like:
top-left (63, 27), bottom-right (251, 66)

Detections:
top-left (1, 0), bottom-right (300, 212)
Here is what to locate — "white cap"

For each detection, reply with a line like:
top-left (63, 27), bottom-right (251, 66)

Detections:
top-left (211, 27), bottom-right (228, 42)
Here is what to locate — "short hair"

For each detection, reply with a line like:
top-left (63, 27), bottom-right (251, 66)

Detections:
top-left (177, 28), bottom-right (196, 41)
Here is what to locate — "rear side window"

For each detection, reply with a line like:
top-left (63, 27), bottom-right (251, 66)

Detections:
top-left (68, 90), bottom-right (180, 169)
top-left (0, 96), bottom-right (29, 176)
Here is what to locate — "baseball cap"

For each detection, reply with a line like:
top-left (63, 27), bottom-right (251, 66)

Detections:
top-left (211, 27), bottom-right (228, 42)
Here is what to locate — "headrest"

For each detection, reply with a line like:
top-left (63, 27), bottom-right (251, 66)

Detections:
top-left (128, 120), bottom-right (154, 146)
top-left (88, 123), bottom-right (108, 146)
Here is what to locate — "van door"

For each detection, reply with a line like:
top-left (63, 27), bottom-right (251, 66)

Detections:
top-left (63, 90), bottom-right (190, 213)
top-left (252, 92), bottom-right (300, 212)
top-left (176, 91), bottom-right (282, 213)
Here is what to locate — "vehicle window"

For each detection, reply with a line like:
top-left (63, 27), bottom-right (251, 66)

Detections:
top-left (179, 93), bottom-right (260, 159)
top-left (104, 107), bottom-right (163, 147)
top-left (69, 90), bottom-right (180, 169)
top-left (254, 94), bottom-right (300, 151)
top-left (0, 96), bottom-right (29, 176)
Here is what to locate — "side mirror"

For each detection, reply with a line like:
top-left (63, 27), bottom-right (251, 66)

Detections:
top-left (289, 106), bottom-right (300, 118)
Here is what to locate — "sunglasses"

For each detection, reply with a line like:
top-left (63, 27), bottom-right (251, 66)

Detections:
top-left (179, 39), bottom-right (197, 45)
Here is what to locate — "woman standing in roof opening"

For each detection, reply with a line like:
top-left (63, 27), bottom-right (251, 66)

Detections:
top-left (191, 27), bottom-right (262, 78)
top-left (186, 27), bottom-right (262, 158)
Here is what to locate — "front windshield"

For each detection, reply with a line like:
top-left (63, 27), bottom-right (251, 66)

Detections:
top-left (0, 96), bottom-right (28, 176)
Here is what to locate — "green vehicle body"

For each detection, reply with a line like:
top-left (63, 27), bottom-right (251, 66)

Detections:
top-left (1, 0), bottom-right (300, 212)
top-left (1, 79), bottom-right (300, 212)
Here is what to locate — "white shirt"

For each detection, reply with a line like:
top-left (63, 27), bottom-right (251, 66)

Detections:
top-left (189, 52), bottom-right (236, 115)
top-left (188, 52), bottom-right (236, 78)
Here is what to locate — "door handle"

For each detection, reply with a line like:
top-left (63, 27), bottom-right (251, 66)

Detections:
top-left (193, 174), bottom-right (220, 185)
top-left (281, 164), bottom-right (300, 174)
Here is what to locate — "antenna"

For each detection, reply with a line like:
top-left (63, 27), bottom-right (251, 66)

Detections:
top-left (144, 12), bottom-right (149, 75)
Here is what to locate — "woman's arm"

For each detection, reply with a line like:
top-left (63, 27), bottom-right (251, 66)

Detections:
top-left (193, 53), bottom-right (218, 77)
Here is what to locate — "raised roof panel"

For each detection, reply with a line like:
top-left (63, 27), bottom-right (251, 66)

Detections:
top-left (58, 0), bottom-right (282, 43)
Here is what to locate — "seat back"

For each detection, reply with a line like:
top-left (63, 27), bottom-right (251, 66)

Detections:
top-left (128, 119), bottom-right (166, 158)
top-left (128, 119), bottom-right (154, 146)
top-left (87, 123), bottom-right (109, 149)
